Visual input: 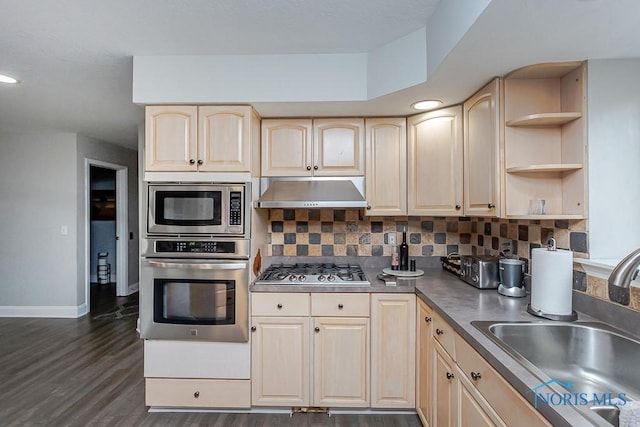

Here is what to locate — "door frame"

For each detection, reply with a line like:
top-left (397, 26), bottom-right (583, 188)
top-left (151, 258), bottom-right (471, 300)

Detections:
top-left (84, 159), bottom-right (129, 304)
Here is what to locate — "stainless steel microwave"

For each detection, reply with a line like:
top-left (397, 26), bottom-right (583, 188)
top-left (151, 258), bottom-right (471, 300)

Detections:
top-left (147, 183), bottom-right (248, 237)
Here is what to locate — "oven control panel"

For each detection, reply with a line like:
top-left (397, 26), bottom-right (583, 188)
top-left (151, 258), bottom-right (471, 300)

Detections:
top-left (229, 191), bottom-right (242, 226)
top-left (155, 240), bottom-right (237, 254)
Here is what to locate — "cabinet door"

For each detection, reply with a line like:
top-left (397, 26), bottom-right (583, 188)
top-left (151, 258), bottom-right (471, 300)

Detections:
top-left (433, 341), bottom-right (456, 427)
top-left (407, 106), bottom-right (463, 216)
top-left (370, 294), bottom-right (416, 408)
top-left (417, 299), bottom-right (433, 425)
top-left (145, 106), bottom-right (198, 171)
top-left (198, 106), bottom-right (252, 172)
top-left (251, 316), bottom-right (310, 407)
top-left (261, 119), bottom-right (313, 176)
top-left (463, 78), bottom-right (502, 217)
top-left (313, 317), bottom-right (369, 407)
top-left (456, 366), bottom-right (505, 427)
top-left (313, 119), bottom-right (365, 176)
top-left (365, 118), bottom-right (407, 216)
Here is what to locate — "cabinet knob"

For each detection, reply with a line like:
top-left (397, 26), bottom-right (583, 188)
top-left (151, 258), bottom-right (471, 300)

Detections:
top-left (338, 303), bottom-right (344, 309)
top-left (277, 303), bottom-right (283, 309)
top-left (471, 371), bottom-right (482, 381)
top-left (194, 391), bottom-right (200, 398)
top-left (251, 326), bottom-right (256, 332)
top-left (197, 159), bottom-right (203, 165)
top-left (425, 316), bottom-right (432, 323)
top-left (366, 205), bottom-right (371, 210)
top-left (446, 372), bottom-right (454, 380)
top-left (455, 205), bottom-right (461, 210)
top-left (315, 327), bottom-right (320, 333)
top-left (306, 165), bottom-right (312, 171)
top-left (488, 203), bottom-right (495, 209)
top-left (436, 328), bottom-right (444, 335)
top-left (313, 165), bottom-right (319, 170)
top-left (189, 159), bottom-right (195, 165)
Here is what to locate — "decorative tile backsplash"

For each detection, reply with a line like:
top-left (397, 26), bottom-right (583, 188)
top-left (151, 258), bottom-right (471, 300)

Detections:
top-left (266, 209), bottom-right (588, 266)
top-left (265, 209), bottom-right (639, 314)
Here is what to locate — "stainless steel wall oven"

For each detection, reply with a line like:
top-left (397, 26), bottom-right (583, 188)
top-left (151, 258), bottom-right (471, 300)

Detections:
top-left (140, 182), bottom-right (251, 342)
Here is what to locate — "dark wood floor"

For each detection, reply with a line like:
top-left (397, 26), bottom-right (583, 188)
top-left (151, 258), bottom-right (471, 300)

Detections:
top-left (0, 298), bottom-right (422, 426)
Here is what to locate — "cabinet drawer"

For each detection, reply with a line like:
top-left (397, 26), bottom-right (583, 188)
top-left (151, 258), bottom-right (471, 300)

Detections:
top-left (251, 292), bottom-right (310, 316)
top-left (311, 293), bottom-right (369, 317)
top-left (455, 335), bottom-right (551, 427)
top-left (432, 311), bottom-right (456, 358)
top-left (145, 378), bottom-right (250, 408)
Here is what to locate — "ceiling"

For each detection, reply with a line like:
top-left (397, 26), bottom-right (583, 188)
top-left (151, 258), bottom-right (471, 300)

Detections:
top-left (1, 0), bottom-right (639, 150)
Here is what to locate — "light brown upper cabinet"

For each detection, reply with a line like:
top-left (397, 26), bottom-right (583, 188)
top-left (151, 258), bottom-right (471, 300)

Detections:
top-left (463, 78), bottom-right (503, 217)
top-left (502, 62), bottom-right (587, 219)
top-left (364, 118), bottom-right (407, 216)
top-left (261, 118), bottom-right (364, 177)
top-left (408, 106), bottom-right (464, 216)
top-left (145, 105), bottom-right (259, 173)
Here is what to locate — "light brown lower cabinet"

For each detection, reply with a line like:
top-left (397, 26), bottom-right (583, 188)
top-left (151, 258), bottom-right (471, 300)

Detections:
top-left (417, 299), bottom-right (551, 427)
top-left (251, 292), bottom-right (370, 408)
top-left (145, 378), bottom-right (251, 408)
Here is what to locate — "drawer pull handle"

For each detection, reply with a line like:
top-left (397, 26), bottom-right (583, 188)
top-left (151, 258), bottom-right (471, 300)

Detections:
top-left (338, 303), bottom-right (344, 309)
top-left (277, 304), bottom-right (283, 309)
top-left (488, 203), bottom-right (495, 209)
top-left (436, 328), bottom-right (444, 335)
top-left (425, 316), bottom-right (432, 323)
top-left (251, 326), bottom-right (256, 332)
top-left (315, 327), bottom-right (320, 333)
top-left (471, 372), bottom-right (482, 381)
top-left (446, 372), bottom-right (454, 380)
top-left (194, 391), bottom-right (200, 398)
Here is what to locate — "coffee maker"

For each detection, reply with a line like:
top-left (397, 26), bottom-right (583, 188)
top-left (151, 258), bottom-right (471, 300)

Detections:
top-left (497, 258), bottom-right (527, 297)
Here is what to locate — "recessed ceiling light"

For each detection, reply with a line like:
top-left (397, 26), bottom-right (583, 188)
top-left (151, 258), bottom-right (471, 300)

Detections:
top-left (0, 74), bottom-right (19, 84)
top-left (412, 100), bottom-right (442, 111)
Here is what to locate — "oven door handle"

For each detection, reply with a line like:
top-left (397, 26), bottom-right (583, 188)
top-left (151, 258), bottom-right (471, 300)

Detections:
top-left (144, 260), bottom-right (247, 270)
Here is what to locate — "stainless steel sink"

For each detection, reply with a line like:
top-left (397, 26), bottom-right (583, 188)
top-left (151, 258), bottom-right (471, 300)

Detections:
top-left (472, 321), bottom-right (640, 426)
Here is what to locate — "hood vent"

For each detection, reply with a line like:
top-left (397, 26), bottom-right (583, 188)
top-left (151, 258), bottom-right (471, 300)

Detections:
top-left (255, 177), bottom-right (367, 209)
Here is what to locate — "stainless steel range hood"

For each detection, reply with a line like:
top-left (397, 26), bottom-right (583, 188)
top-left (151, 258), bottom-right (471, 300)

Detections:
top-left (255, 177), bottom-right (367, 209)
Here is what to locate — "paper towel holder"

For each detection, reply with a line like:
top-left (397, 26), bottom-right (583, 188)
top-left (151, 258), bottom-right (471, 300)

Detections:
top-left (526, 239), bottom-right (579, 322)
top-left (526, 304), bottom-right (578, 321)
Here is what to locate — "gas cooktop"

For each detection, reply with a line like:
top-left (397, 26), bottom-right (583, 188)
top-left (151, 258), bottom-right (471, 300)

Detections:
top-left (255, 263), bottom-right (370, 286)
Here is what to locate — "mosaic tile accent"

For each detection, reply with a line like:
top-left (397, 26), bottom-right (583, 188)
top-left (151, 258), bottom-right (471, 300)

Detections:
top-left (264, 209), bottom-right (639, 315)
top-left (265, 209), bottom-right (589, 265)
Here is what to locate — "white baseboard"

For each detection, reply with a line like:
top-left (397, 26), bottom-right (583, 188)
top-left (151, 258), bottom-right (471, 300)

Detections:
top-left (0, 304), bottom-right (87, 318)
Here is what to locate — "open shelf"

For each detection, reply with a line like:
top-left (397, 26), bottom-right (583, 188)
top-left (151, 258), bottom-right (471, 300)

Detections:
top-left (506, 164), bottom-right (583, 173)
top-left (506, 112), bottom-right (582, 127)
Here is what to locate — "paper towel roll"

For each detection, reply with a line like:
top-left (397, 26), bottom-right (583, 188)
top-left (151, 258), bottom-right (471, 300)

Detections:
top-left (531, 248), bottom-right (573, 316)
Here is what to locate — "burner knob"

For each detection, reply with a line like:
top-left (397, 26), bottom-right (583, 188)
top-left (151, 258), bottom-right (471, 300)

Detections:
top-left (288, 275), bottom-right (297, 282)
top-left (298, 275), bottom-right (307, 282)
top-left (318, 275), bottom-right (326, 282)
top-left (327, 274), bottom-right (336, 282)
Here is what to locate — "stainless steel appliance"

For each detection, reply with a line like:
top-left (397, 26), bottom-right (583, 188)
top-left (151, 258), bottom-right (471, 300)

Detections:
top-left (140, 237), bottom-right (250, 342)
top-left (146, 183), bottom-right (249, 237)
top-left (255, 263), bottom-right (370, 286)
top-left (497, 258), bottom-right (527, 297)
top-left (460, 255), bottom-right (499, 289)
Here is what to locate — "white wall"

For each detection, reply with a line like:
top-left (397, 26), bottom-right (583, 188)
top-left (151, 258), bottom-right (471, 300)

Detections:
top-left (0, 131), bottom-right (79, 316)
top-left (0, 131), bottom-right (139, 317)
top-left (587, 59), bottom-right (640, 260)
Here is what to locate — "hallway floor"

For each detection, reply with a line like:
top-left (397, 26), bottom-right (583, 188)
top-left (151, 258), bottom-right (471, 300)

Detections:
top-left (0, 310), bottom-right (421, 426)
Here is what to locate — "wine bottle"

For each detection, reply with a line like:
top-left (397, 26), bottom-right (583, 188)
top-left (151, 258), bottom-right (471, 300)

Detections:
top-left (399, 226), bottom-right (409, 270)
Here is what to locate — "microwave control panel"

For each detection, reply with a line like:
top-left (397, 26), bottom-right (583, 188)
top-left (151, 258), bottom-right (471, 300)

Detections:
top-left (229, 191), bottom-right (242, 226)
top-left (155, 240), bottom-right (236, 254)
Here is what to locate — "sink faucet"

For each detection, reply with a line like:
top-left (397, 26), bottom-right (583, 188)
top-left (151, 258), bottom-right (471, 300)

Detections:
top-left (608, 248), bottom-right (640, 305)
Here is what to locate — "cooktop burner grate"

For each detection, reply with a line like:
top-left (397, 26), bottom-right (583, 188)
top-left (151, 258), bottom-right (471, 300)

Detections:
top-left (255, 263), bottom-right (370, 286)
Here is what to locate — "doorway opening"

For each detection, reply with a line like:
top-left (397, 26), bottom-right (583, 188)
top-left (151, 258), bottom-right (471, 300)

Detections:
top-left (84, 159), bottom-right (132, 318)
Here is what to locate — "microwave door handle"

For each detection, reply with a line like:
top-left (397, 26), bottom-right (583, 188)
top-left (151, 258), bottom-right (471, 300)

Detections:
top-left (145, 260), bottom-right (247, 270)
